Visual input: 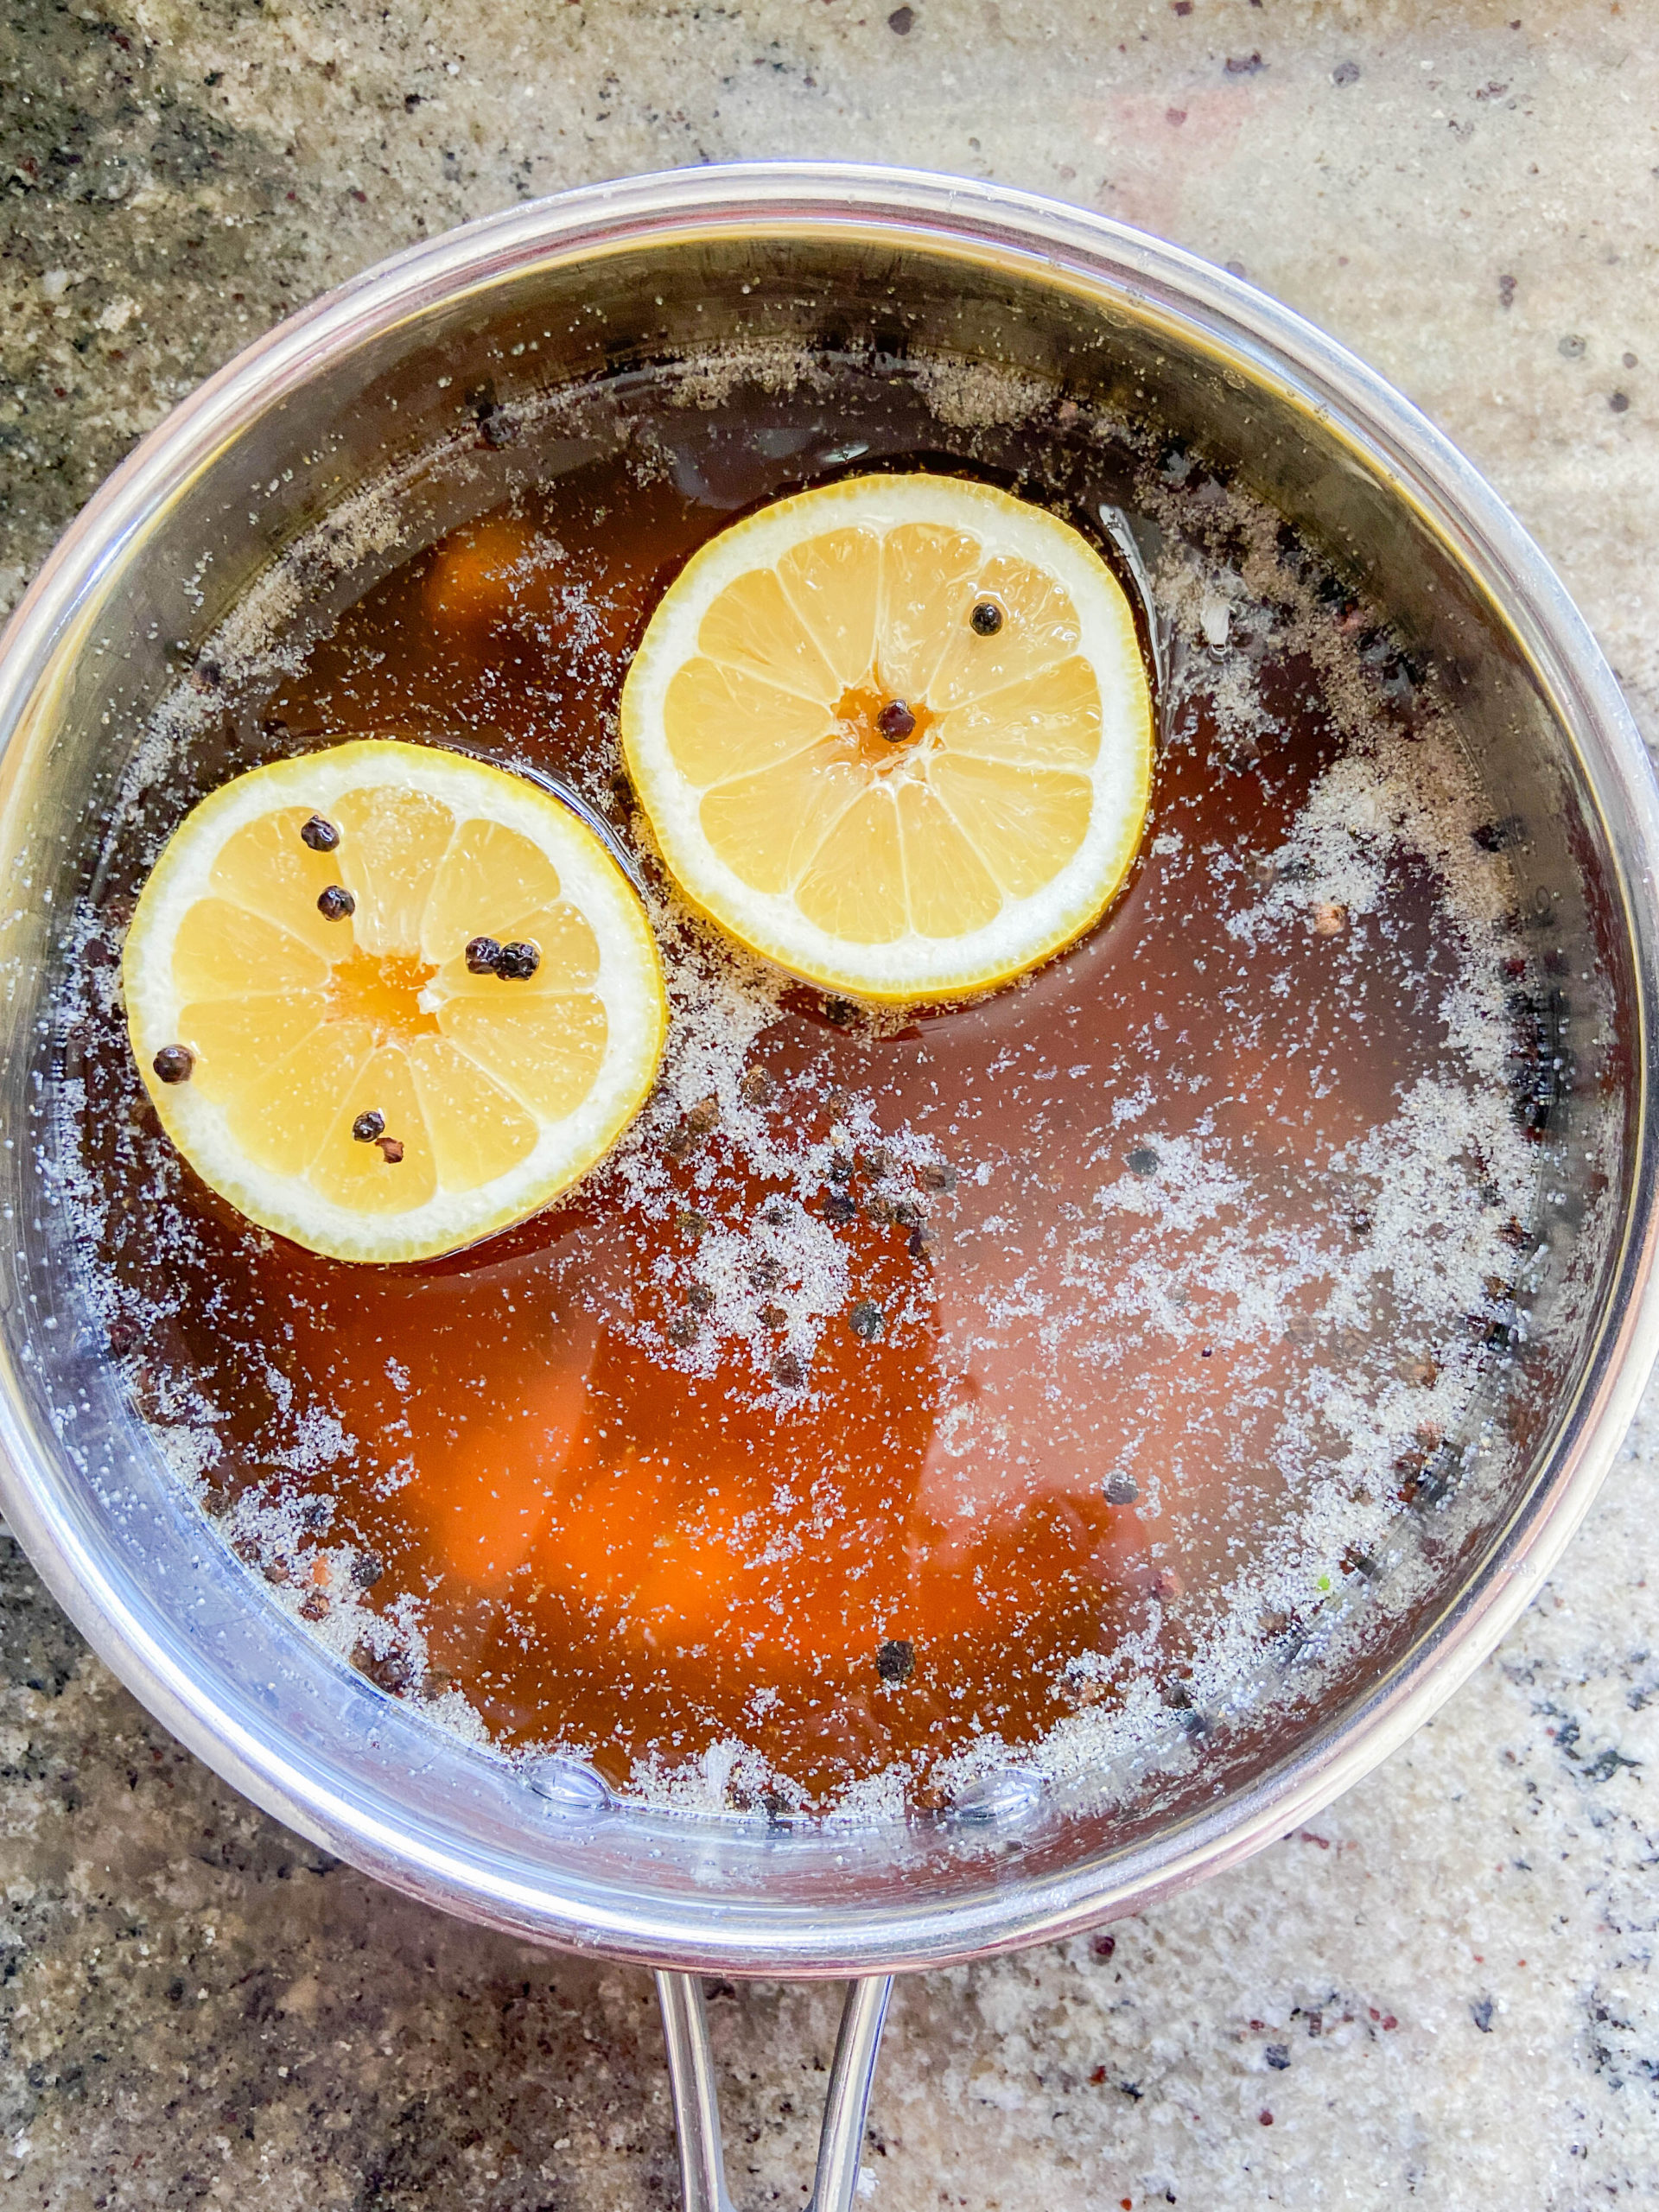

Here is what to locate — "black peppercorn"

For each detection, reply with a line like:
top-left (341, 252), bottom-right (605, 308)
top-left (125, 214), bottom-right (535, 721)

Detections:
top-left (494, 940), bottom-right (541, 981)
top-left (361, 1646), bottom-right (415, 1694)
top-left (300, 814), bottom-right (340, 852)
top-left (151, 1044), bottom-right (194, 1084)
top-left (317, 884), bottom-right (356, 921)
top-left (772, 1350), bottom-right (805, 1389)
top-left (466, 935), bottom-right (503, 975)
top-left (876, 1638), bottom-right (914, 1682)
top-left (824, 1193), bottom-right (858, 1226)
top-left (876, 698), bottom-right (916, 741)
top-left (970, 600), bottom-right (1004, 636)
top-left (353, 1109), bottom-right (385, 1143)
top-left (849, 1299), bottom-right (885, 1341)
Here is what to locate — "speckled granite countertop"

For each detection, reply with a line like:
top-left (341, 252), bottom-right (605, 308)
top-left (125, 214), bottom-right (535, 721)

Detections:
top-left (3, 3), bottom-right (1658, 2205)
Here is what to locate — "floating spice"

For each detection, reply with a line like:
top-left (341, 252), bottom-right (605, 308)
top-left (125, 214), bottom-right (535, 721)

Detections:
top-left (299, 814), bottom-right (340, 852)
top-left (151, 1045), bottom-right (194, 1084)
top-left (876, 1638), bottom-right (915, 1683)
top-left (317, 884), bottom-right (356, 921)
top-left (494, 940), bottom-right (541, 981)
top-left (360, 1646), bottom-right (415, 1694)
top-left (666, 1095), bottom-right (719, 1161)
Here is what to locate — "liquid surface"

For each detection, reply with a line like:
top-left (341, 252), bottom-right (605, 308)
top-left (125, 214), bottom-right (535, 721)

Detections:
top-left (75, 356), bottom-right (1539, 1815)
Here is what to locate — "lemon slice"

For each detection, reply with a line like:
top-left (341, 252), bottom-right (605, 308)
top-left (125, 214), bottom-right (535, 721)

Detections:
top-left (123, 740), bottom-right (665, 1263)
top-left (620, 473), bottom-right (1154, 1003)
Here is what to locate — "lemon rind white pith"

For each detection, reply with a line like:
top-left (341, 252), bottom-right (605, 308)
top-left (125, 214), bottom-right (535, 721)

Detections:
top-left (620, 473), bottom-right (1154, 1005)
top-left (122, 740), bottom-right (666, 1264)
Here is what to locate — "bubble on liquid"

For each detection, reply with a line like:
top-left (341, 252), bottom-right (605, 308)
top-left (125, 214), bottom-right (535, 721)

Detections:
top-left (522, 1755), bottom-right (615, 1818)
top-left (945, 1768), bottom-right (1049, 1826)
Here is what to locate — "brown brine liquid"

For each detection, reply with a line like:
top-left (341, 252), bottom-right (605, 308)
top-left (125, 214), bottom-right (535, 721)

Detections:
top-left (75, 357), bottom-right (1541, 1814)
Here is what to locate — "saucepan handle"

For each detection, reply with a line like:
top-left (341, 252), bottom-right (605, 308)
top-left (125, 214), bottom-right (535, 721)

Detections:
top-left (656, 1970), bottom-right (893, 2212)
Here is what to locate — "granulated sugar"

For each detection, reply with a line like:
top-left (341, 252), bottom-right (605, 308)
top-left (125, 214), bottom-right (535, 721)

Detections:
top-left (56, 338), bottom-right (1592, 1821)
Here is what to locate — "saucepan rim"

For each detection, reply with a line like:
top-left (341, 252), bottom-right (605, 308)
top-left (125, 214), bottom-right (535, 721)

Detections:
top-left (1, 161), bottom-right (1656, 1974)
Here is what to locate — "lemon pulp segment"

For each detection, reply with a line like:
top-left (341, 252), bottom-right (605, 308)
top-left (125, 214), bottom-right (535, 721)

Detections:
top-left (620, 474), bottom-right (1154, 1002)
top-left (123, 741), bottom-right (666, 1262)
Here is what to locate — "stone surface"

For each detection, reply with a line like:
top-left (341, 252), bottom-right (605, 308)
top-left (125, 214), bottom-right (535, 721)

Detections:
top-left (3, 1), bottom-right (1658, 2205)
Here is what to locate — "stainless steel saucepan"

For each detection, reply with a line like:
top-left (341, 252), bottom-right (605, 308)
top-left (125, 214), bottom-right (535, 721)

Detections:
top-left (1, 166), bottom-right (1655, 2208)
